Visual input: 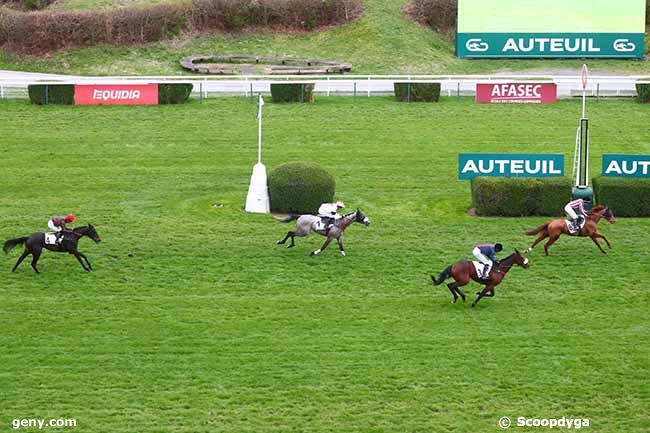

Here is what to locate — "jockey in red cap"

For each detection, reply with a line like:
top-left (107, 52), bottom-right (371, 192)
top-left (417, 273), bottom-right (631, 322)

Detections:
top-left (48, 214), bottom-right (76, 245)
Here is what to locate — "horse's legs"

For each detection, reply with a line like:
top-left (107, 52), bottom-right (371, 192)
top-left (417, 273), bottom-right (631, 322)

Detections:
top-left (30, 247), bottom-right (42, 274)
top-left (446, 283), bottom-right (459, 303)
top-left (472, 285), bottom-right (493, 307)
top-left (336, 238), bottom-right (346, 256)
top-left (593, 232), bottom-right (612, 249)
top-left (525, 232), bottom-right (548, 254)
top-left (72, 252), bottom-right (90, 272)
top-left (590, 236), bottom-right (607, 254)
top-left (12, 249), bottom-right (30, 272)
top-left (453, 283), bottom-right (466, 303)
top-left (311, 237), bottom-right (333, 256)
top-left (543, 235), bottom-right (560, 256)
top-left (78, 252), bottom-right (92, 270)
top-left (276, 231), bottom-right (293, 245)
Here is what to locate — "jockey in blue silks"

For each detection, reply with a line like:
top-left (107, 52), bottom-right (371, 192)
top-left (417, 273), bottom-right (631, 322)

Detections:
top-left (472, 243), bottom-right (503, 279)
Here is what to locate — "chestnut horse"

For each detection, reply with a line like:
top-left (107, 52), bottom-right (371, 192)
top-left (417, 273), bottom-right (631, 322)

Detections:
top-left (431, 250), bottom-right (529, 307)
top-left (524, 205), bottom-right (616, 256)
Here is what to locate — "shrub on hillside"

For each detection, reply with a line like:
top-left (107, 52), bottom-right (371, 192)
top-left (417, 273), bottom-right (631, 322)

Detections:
top-left (471, 177), bottom-right (573, 216)
top-left (271, 83), bottom-right (315, 103)
top-left (592, 177), bottom-right (650, 217)
top-left (404, 0), bottom-right (457, 35)
top-left (268, 162), bottom-right (335, 214)
top-left (636, 82), bottom-right (650, 103)
top-left (394, 82), bottom-right (441, 102)
top-left (0, 0), bottom-right (363, 53)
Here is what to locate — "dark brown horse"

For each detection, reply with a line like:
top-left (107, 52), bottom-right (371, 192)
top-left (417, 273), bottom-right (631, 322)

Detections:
top-left (524, 205), bottom-right (616, 256)
top-left (431, 250), bottom-right (529, 307)
top-left (3, 225), bottom-right (101, 273)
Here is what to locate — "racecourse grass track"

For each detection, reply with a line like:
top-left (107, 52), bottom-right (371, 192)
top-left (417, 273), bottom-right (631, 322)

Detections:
top-left (0, 97), bottom-right (649, 432)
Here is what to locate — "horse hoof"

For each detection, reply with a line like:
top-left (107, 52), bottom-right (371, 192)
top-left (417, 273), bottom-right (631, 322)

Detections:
top-left (276, 240), bottom-right (282, 244)
top-left (340, 251), bottom-right (346, 257)
top-left (461, 296), bottom-right (466, 303)
top-left (287, 244), bottom-right (295, 249)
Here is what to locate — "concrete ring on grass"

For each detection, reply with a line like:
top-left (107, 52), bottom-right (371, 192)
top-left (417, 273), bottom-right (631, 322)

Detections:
top-left (180, 54), bottom-right (352, 75)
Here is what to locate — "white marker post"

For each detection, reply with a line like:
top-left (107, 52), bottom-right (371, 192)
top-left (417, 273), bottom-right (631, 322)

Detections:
top-left (245, 94), bottom-right (270, 213)
top-left (571, 64), bottom-right (594, 209)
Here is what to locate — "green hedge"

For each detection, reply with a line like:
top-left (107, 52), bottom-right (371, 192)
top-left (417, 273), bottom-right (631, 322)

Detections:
top-left (270, 83), bottom-right (315, 103)
top-left (636, 82), bottom-right (650, 103)
top-left (471, 177), bottom-right (573, 216)
top-left (394, 82), bottom-right (441, 102)
top-left (158, 83), bottom-right (192, 104)
top-left (268, 162), bottom-right (335, 214)
top-left (28, 84), bottom-right (75, 105)
top-left (592, 177), bottom-right (650, 216)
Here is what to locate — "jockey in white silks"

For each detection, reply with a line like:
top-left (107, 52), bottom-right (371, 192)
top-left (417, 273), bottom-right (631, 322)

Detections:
top-left (564, 198), bottom-right (588, 232)
top-left (317, 201), bottom-right (345, 230)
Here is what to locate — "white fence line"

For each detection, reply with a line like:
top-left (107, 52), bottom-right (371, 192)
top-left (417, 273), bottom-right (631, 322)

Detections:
top-left (0, 74), bottom-right (647, 100)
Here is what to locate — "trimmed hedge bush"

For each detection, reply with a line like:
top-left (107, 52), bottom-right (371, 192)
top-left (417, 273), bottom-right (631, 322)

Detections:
top-left (471, 177), bottom-right (573, 216)
top-left (592, 177), bottom-right (650, 217)
top-left (394, 82), bottom-right (441, 102)
top-left (636, 82), bottom-right (650, 103)
top-left (158, 83), bottom-right (193, 104)
top-left (270, 83), bottom-right (315, 103)
top-left (28, 84), bottom-right (74, 105)
top-left (268, 162), bottom-right (335, 214)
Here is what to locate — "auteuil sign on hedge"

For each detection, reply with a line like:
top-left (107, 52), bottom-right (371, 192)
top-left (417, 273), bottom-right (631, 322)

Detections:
top-left (602, 154), bottom-right (650, 178)
top-left (459, 153), bottom-right (564, 180)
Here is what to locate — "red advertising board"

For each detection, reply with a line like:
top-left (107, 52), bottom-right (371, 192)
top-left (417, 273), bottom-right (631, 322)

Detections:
top-left (476, 83), bottom-right (557, 104)
top-left (74, 84), bottom-right (159, 105)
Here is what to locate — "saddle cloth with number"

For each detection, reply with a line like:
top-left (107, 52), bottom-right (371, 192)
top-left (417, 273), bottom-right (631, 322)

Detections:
top-left (44, 233), bottom-right (58, 245)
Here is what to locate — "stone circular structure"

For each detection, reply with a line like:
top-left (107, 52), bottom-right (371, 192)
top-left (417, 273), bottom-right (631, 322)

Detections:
top-left (180, 54), bottom-right (352, 75)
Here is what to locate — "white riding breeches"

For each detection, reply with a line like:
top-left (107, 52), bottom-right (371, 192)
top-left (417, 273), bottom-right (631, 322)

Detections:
top-left (472, 247), bottom-right (490, 265)
top-left (564, 204), bottom-right (578, 220)
top-left (48, 220), bottom-right (62, 232)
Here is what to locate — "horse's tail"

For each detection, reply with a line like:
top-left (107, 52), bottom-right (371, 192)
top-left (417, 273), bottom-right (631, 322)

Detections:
top-left (432, 265), bottom-right (452, 285)
top-left (526, 223), bottom-right (549, 236)
top-left (3, 237), bottom-right (28, 254)
top-left (277, 215), bottom-right (299, 223)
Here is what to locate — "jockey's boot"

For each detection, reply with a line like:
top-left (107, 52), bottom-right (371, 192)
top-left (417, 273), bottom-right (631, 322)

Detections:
top-left (482, 264), bottom-right (489, 280)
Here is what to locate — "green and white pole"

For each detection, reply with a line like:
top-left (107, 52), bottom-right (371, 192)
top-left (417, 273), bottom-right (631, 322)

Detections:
top-left (245, 93), bottom-right (270, 213)
top-left (572, 64), bottom-right (594, 209)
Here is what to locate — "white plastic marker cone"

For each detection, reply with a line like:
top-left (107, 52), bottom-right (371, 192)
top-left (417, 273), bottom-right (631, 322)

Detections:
top-left (245, 94), bottom-right (270, 213)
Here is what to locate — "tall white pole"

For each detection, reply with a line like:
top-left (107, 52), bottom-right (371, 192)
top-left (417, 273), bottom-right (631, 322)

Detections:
top-left (258, 93), bottom-right (262, 164)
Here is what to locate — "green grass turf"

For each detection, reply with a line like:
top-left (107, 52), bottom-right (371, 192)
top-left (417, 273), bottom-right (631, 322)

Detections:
top-left (0, 96), bottom-right (648, 432)
top-left (1, 0), bottom-right (649, 75)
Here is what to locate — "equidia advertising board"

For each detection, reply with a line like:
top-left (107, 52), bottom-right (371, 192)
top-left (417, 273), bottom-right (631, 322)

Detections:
top-left (74, 84), bottom-right (159, 105)
top-left (457, 0), bottom-right (646, 58)
top-left (458, 153), bottom-right (564, 180)
top-left (476, 83), bottom-right (557, 104)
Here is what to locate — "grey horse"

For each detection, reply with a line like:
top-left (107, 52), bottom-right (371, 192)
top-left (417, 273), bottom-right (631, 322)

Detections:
top-left (276, 209), bottom-right (370, 256)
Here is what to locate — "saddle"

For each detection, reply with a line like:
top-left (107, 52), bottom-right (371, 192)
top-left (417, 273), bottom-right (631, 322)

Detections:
top-left (566, 217), bottom-right (586, 235)
top-left (471, 261), bottom-right (492, 282)
top-left (316, 217), bottom-right (338, 232)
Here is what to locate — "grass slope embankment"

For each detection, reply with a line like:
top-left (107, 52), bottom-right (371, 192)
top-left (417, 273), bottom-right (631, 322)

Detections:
top-left (0, 97), bottom-right (648, 432)
top-left (0, 0), bottom-right (649, 75)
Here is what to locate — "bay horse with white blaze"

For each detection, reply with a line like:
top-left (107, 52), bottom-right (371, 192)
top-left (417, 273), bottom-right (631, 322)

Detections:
top-left (277, 209), bottom-right (370, 256)
top-left (431, 250), bottom-right (529, 307)
top-left (524, 205), bottom-right (615, 256)
top-left (3, 225), bottom-right (101, 273)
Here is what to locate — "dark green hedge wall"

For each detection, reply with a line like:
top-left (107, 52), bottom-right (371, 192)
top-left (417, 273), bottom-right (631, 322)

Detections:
top-left (592, 177), bottom-right (650, 216)
top-left (270, 83), bottom-right (315, 103)
top-left (471, 177), bottom-right (573, 216)
top-left (394, 82), bottom-right (441, 102)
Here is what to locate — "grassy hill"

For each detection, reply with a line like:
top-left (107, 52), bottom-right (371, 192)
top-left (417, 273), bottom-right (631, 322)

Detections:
top-left (1, 0), bottom-right (649, 76)
top-left (0, 96), bottom-right (648, 432)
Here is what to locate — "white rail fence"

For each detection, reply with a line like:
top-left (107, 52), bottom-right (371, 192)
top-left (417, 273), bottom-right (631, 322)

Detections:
top-left (0, 74), bottom-right (647, 100)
